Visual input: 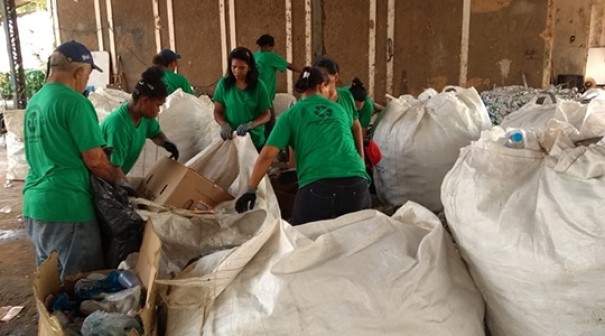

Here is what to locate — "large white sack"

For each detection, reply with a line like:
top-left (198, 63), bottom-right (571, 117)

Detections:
top-left (88, 87), bottom-right (131, 123)
top-left (3, 110), bottom-right (28, 180)
top-left (128, 90), bottom-right (220, 178)
top-left (373, 86), bottom-right (492, 212)
top-left (442, 105), bottom-right (605, 335)
top-left (158, 202), bottom-right (485, 336)
top-left (272, 93), bottom-right (297, 118)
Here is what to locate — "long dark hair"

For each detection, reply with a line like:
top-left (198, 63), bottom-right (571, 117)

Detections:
top-left (224, 47), bottom-right (259, 91)
top-left (132, 66), bottom-right (168, 101)
top-left (295, 66), bottom-right (327, 93)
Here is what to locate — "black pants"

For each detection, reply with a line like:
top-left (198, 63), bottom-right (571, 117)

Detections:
top-left (292, 177), bottom-right (371, 225)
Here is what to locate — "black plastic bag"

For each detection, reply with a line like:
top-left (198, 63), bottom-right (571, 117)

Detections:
top-left (90, 176), bottom-right (145, 268)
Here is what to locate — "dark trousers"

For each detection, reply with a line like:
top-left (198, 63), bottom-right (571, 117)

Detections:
top-left (292, 176), bottom-right (371, 225)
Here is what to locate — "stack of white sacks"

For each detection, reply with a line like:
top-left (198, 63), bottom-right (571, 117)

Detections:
top-left (130, 135), bottom-right (486, 336)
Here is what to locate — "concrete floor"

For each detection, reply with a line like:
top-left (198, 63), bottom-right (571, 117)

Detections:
top-left (0, 143), bottom-right (38, 335)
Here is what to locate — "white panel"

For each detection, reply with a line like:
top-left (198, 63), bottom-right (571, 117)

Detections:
top-left (585, 47), bottom-right (605, 84)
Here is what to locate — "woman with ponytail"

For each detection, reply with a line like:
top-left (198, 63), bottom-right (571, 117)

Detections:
top-left (235, 66), bottom-right (371, 225)
top-left (100, 65), bottom-right (179, 179)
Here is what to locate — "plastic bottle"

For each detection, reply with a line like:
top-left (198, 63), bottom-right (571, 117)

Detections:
top-left (118, 270), bottom-right (141, 288)
top-left (504, 130), bottom-right (524, 149)
top-left (75, 271), bottom-right (125, 300)
top-left (81, 311), bottom-right (143, 336)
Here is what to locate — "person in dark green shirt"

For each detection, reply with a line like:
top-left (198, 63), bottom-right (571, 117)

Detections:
top-left (214, 47), bottom-right (271, 150)
top-left (152, 48), bottom-right (194, 95)
top-left (101, 66), bottom-right (179, 178)
top-left (23, 41), bottom-right (120, 278)
top-left (254, 34), bottom-right (300, 136)
top-left (348, 77), bottom-right (374, 138)
top-left (235, 66), bottom-right (370, 225)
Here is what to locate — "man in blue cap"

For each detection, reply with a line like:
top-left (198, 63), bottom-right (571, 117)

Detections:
top-left (23, 40), bottom-right (122, 278)
top-left (152, 48), bottom-right (194, 95)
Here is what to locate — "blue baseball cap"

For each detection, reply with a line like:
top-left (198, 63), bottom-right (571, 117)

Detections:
top-left (159, 48), bottom-right (181, 61)
top-left (56, 40), bottom-right (103, 72)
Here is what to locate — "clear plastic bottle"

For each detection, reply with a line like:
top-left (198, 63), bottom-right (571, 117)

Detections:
top-left (504, 130), bottom-right (525, 149)
top-left (118, 270), bottom-right (141, 288)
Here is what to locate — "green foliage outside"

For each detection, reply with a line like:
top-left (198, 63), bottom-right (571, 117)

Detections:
top-left (0, 69), bottom-right (45, 99)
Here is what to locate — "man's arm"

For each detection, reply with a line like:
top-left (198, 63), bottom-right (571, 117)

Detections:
top-left (82, 147), bottom-right (119, 184)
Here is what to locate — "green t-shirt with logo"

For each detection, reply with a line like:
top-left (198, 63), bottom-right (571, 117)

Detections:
top-left (266, 94), bottom-right (369, 188)
top-left (100, 103), bottom-right (162, 174)
top-left (23, 82), bottom-right (105, 222)
top-left (336, 87), bottom-right (359, 121)
top-left (343, 85), bottom-right (373, 128)
top-left (162, 70), bottom-right (194, 95)
top-left (213, 76), bottom-right (271, 147)
top-left (254, 50), bottom-right (288, 101)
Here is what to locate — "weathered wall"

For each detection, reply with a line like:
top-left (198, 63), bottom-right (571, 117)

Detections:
top-left (172, 0), bottom-right (223, 94)
top-left (551, 0), bottom-right (592, 77)
top-left (392, 0), bottom-right (462, 96)
top-left (55, 0), bottom-right (598, 102)
top-left (467, 0), bottom-right (549, 91)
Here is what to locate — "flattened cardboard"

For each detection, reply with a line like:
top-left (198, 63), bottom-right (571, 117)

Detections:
top-left (34, 221), bottom-right (161, 336)
top-left (139, 156), bottom-right (233, 210)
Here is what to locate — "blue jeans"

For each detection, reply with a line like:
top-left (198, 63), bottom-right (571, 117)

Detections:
top-left (292, 177), bottom-right (371, 225)
top-left (24, 217), bottom-right (104, 279)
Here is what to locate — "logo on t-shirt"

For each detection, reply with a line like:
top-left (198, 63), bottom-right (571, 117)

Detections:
top-left (313, 104), bottom-right (333, 119)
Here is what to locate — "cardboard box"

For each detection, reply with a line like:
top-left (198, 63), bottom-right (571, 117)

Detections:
top-left (138, 156), bottom-right (234, 210)
top-left (34, 221), bottom-right (161, 336)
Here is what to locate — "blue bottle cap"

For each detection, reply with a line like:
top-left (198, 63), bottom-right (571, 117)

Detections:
top-left (511, 132), bottom-right (523, 142)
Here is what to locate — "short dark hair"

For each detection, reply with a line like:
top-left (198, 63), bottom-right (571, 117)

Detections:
top-left (313, 57), bottom-right (339, 75)
top-left (295, 66), bottom-right (328, 93)
top-left (256, 34), bottom-right (275, 47)
top-left (224, 47), bottom-right (259, 91)
top-left (152, 54), bottom-right (170, 67)
top-left (132, 65), bottom-right (168, 101)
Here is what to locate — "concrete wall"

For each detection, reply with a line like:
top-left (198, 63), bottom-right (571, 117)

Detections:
top-left (54, 0), bottom-right (597, 104)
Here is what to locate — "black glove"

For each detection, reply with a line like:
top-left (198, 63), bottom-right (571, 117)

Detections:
top-left (117, 179), bottom-right (138, 198)
top-left (220, 124), bottom-right (233, 140)
top-left (236, 122), bottom-right (254, 136)
top-left (235, 190), bottom-right (257, 213)
top-left (162, 140), bottom-right (179, 160)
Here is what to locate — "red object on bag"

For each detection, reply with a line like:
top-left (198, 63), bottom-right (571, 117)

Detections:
top-left (365, 140), bottom-right (382, 167)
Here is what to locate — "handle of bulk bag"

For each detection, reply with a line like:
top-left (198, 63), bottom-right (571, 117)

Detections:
top-left (532, 92), bottom-right (557, 105)
top-left (443, 85), bottom-right (463, 94)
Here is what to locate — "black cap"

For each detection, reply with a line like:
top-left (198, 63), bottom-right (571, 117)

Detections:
top-left (56, 40), bottom-right (103, 72)
top-left (159, 48), bottom-right (181, 61)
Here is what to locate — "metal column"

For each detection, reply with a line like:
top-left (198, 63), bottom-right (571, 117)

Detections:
top-left (1, 0), bottom-right (27, 109)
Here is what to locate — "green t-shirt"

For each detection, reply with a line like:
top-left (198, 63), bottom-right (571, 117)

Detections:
top-left (266, 94), bottom-right (369, 188)
top-left (213, 76), bottom-right (271, 147)
top-left (343, 85), bottom-right (373, 128)
top-left (100, 103), bottom-right (162, 174)
top-left (23, 82), bottom-right (105, 222)
top-left (254, 50), bottom-right (288, 101)
top-left (336, 87), bottom-right (359, 121)
top-left (162, 70), bottom-right (194, 95)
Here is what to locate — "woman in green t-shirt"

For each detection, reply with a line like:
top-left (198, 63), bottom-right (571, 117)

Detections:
top-left (235, 66), bottom-right (371, 225)
top-left (214, 47), bottom-right (272, 150)
top-left (101, 66), bottom-right (179, 181)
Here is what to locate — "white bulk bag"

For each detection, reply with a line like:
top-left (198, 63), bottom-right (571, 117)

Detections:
top-left (88, 87), bottom-right (131, 123)
top-left (3, 110), bottom-right (28, 180)
top-left (272, 93), bottom-right (297, 118)
top-left (373, 87), bottom-right (491, 212)
top-left (158, 202), bottom-right (485, 336)
top-left (442, 104), bottom-right (605, 335)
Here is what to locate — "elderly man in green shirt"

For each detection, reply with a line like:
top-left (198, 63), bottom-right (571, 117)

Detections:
top-left (23, 41), bottom-right (120, 278)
